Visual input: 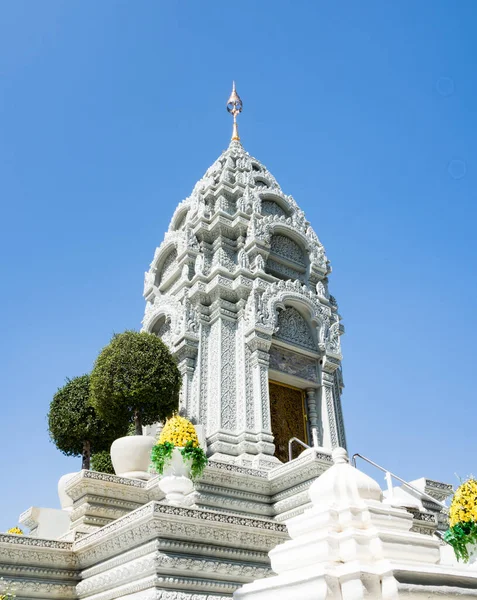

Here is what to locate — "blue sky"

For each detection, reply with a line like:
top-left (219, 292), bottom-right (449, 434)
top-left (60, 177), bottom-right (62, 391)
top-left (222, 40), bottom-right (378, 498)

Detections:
top-left (0, 1), bottom-right (476, 531)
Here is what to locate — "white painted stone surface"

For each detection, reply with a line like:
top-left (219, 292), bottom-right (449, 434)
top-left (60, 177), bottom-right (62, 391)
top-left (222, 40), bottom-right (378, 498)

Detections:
top-left (18, 506), bottom-right (71, 540)
top-left (57, 472), bottom-right (77, 510)
top-left (234, 448), bottom-right (477, 600)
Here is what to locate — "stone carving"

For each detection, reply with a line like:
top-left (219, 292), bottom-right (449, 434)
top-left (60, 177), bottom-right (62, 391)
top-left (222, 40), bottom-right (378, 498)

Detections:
top-left (316, 280), bottom-right (329, 299)
top-left (333, 368), bottom-right (347, 448)
top-left (159, 248), bottom-right (178, 285)
top-left (326, 320), bottom-right (341, 356)
top-left (195, 252), bottom-right (204, 275)
top-left (269, 345), bottom-right (318, 382)
top-left (254, 255), bottom-right (265, 272)
top-left (184, 292), bottom-right (199, 334)
top-left (154, 318), bottom-right (172, 347)
top-left (265, 258), bottom-right (303, 282)
top-left (262, 200), bottom-right (287, 218)
top-left (269, 234), bottom-right (305, 265)
top-left (220, 319), bottom-right (236, 429)
top-left (143, 269), bottom-right (156, 296)
top-left (237, 248), bottom-right (250, 269)
top-left (275, 307), bottom-right (317, 351)
top-left (244, 343), bottom-right (254, 430)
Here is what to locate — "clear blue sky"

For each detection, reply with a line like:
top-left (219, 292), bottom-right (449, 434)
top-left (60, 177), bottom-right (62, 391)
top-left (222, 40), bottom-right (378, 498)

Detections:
top-left (0, 1), bottom-right (475, 531)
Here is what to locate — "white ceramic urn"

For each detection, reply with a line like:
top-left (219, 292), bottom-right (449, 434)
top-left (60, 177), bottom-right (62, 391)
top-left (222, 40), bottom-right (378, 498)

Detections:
top-left (158, 447), bottom-right (193, 505)
top-left (110, 435), bottom-right (156, 480)
top-left (57, 472), bottom-right (78, 511)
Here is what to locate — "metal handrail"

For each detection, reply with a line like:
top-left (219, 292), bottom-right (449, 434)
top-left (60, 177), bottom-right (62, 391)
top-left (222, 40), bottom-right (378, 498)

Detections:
top-left (352, 453), bottom-right (449, 512)
top-left (288, 437), bottom-right (310, 462)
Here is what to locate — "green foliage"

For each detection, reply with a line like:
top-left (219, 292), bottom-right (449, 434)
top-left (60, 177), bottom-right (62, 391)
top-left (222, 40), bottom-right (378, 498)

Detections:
top-left (150, 441), bottom-right (174, 475)
top-left (90, 331), bottom-right (181, 431)
top-left (151, 440), bottom-right (208, 480)
top-left (91, 450), bottom-right (115, 475)
top-left (444, 521), bottom-right (477, 562)
top-left (48, 374), bottom-right (127, 462)
top-left (181, 440), bottom-right (208, 479)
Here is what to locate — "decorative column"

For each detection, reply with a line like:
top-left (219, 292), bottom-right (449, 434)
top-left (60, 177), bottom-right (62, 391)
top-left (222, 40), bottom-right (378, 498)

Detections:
top-left (174, 342), bottom-right (198, 417)
top-left (305, 388), bottom-right (322, 446)
top-left (243, 331), bottom-right (279, 468)
top-left (321, 371), bottom-right (339, 449)
top-left (205, 308), bottom-right (241, 460)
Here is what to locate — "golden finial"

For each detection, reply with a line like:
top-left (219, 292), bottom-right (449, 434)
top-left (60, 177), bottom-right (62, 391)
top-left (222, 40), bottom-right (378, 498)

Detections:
top-left (227, 81), bottom-right (243, 141)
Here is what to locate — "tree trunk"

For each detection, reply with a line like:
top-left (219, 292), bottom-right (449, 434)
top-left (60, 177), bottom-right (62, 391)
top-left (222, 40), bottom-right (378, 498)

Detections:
top-left (134, 409), bottom-right (143, 435)
top-left (82, 440), bottom-right (91, 470)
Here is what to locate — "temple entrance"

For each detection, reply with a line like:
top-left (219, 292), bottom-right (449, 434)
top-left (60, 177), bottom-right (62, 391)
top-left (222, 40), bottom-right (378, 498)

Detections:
top-left (269, 380), bottom-right (308, 463)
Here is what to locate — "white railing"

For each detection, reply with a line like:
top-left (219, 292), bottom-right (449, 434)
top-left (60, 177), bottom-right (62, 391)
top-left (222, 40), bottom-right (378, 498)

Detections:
top-left (352, 453), bottom-right (449, 513)
top-left (288, 428), bottom-right (320, 462)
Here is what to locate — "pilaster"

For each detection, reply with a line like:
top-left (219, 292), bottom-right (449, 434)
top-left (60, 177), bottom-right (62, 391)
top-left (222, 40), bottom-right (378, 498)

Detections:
top-left (305, 388), bottom-right (321, 444)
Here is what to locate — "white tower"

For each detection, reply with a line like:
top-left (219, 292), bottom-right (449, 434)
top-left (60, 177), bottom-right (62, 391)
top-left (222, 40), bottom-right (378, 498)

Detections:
top-left (142, 85), bottom-right (346, 469)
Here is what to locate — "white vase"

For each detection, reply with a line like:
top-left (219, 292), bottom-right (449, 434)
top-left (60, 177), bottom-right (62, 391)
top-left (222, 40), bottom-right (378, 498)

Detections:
top-left (57, 472), bottom-right (78, 511)
top-left (110, 435), bottom-right (156, 480)
top-left (158, 447), bottom-right (193, 505)
top-left (466, 542), bottom-right (477, 564)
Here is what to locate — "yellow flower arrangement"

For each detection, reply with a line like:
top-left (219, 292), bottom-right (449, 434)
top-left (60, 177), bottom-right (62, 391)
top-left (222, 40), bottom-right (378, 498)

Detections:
top-left (152, 415), bottom-right (207, 479)
top-left (6, 527), bottom-right (23, 535)
top-left (449, 479), bottom-right (477, 527)
top-left (158, 415), bottom-right (199, 448)
top-left (445, 478), bottom-right (477, 562)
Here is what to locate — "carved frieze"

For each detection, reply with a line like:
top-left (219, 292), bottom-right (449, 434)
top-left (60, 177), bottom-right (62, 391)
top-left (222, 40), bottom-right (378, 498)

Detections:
top-left (269, 345), bottom-right (318, 383)
top-left (275, 307), bottom-right (317, 351)
top-left (269, 234), bottom-right (305, 265)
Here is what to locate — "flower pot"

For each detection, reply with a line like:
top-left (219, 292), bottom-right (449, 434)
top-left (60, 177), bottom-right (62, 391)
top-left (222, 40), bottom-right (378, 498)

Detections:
top-left (111, 435), bottom-right (156, 480)
top-left (158, 447), bottom-right (194, 505)
top-left (467, 543), bottom-right (477, 564)
top-left (57, 472), bottom-right (77, 511)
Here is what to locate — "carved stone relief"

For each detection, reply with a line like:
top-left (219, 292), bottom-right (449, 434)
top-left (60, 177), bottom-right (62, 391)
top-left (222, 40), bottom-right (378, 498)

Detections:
top-left (275, 307), bottom-right (317, 351)
top-left (269, 345), bottom-right (318, 383)
top-left (262, 200), bottom-right (287, 218)
top-left (266, 258), bottom-right (304, 282)
top-left (158, 248), bottom-right (178, 285)
top-left (152, 318), bottom-right (172, 348)
top-left (270, 234), bottom-right (305, 265)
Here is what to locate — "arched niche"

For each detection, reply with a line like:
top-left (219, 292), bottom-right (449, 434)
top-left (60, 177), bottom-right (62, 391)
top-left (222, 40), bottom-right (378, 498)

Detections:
top-left (156, 247), bottom-right (178, 287)
top-left (265, 233), bottom-right (307, 282)
top-left (172, 209), bottom-right (188, 231)
top-left (151, 315), bottom-right (173, 349)
top-left (254, 176), bottom-right (271, 188)
top-left (260, 193), bottom-right (292, 219)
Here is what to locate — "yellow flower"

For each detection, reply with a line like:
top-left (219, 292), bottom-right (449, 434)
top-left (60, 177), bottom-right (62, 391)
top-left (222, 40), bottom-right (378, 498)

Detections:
top-left (449, 479), bottom-right (477, 527)
top-left (6, 527), bottom-right (23, 535)
top-left (158, 415), bottom-right (199, 448)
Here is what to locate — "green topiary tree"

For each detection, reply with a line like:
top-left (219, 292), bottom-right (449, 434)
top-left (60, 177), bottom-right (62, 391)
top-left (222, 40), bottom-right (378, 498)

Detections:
top-left (91, 450), bottom-right (115, 474)
top-left (90, 331), bottom-right (181, 435)
top-left (48, 374), bottom-right (127, 470)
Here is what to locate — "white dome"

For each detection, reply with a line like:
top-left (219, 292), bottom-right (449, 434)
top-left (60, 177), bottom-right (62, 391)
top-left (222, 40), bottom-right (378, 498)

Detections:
top-left (309, 447), bottom-right (383, 508)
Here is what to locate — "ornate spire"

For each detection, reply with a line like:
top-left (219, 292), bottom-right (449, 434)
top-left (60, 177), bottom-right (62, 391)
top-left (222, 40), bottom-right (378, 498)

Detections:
top-left (226, 81), bottom-right (243, 142)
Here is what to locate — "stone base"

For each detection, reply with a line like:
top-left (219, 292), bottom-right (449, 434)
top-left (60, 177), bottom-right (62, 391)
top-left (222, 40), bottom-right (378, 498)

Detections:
top-left (206, 430), bottom-right (277, 469)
